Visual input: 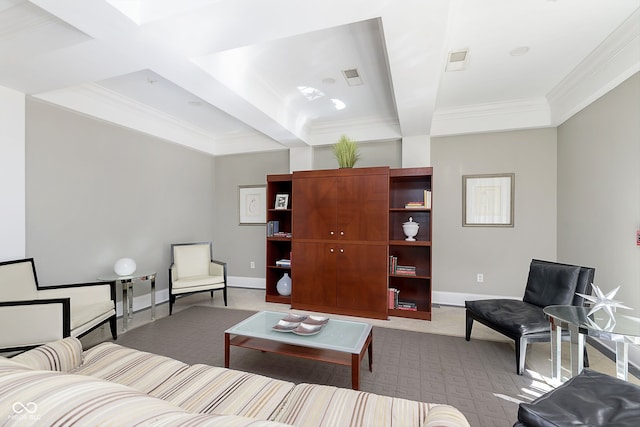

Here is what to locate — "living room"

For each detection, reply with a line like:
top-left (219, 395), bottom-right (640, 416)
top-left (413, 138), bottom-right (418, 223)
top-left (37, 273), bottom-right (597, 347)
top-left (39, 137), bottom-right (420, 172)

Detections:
top-left (1, 1), bottom-right (639, 425)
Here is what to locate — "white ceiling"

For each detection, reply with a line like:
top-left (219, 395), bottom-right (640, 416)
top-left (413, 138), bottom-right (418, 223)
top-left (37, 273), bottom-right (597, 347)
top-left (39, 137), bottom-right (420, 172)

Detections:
top-left (1, 0), bottom-right (638, 156)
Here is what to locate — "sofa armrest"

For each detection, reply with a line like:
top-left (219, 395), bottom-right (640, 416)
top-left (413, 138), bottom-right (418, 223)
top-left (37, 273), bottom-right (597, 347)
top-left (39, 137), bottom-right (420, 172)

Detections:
top-left (0, 299), bottom-right (70, 351)
top-left (11, 337), bottom-right (83, 372)
top-left (423, 404), bottom-right (471, 427)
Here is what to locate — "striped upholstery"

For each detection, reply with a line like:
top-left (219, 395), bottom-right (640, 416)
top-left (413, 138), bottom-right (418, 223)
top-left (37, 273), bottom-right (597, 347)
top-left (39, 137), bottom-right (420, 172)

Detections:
top-left (71, 342), bottom-right (189, 393)
top-left (149, 364), bottom-right (295, 420)
top-left (273, 383), bottom-right (471, 427)
top-left (11, 336), bottom-right (82, 372)
top-left (1, 339), bottom-right (470, 427)
top-left (0, 362), bottom-right (290, 426)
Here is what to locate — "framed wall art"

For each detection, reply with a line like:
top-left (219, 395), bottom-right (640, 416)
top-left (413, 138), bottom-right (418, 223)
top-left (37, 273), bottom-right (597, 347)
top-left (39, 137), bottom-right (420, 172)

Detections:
top-left (239, 185), bottom-right (266, 225)
top-left (463, 173), bottom-right (514, 227)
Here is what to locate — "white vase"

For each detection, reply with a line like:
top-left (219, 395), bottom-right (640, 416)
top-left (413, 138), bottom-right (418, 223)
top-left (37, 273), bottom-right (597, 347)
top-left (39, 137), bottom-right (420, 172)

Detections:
top-left (277, 272), bottom-right (292, 296)
top-left (114, 258), bottom-right (136, 276)
top-left (402, 217), bottom-right (419, 241)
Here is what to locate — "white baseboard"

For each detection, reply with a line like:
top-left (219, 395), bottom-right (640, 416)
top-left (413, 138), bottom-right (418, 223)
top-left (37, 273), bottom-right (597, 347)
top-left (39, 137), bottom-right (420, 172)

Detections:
top-left (432, 290), bottom-right (518, 307)
top-left (228, 276), bottom-right (266, 289)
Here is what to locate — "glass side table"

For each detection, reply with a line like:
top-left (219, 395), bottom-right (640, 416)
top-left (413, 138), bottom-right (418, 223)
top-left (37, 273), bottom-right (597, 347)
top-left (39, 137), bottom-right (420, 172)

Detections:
top-left (544, 305), bottom-right (640, 381)
top-left (98, 271), bottom-right (156, 331)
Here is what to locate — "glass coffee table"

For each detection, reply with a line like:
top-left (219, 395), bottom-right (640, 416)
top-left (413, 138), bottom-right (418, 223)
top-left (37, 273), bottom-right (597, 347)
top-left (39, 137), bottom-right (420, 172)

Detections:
top-left (225, 311), bottom-right (373, 390)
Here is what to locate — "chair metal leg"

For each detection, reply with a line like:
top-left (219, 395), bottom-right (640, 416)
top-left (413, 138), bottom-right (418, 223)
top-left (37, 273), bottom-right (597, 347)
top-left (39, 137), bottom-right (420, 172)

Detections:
top-left (465, 311), bottom-right (473, 341)
top-left (517, 337), bottom-right (527, 375)
top-left (223, 287), bottom-right (228, 306)
top-left (169, 295), bottom-right (175, 315)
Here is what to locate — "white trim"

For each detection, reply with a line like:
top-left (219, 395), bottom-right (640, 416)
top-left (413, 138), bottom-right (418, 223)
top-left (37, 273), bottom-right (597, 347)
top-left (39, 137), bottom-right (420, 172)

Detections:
top-left (228, 276), bottom-right (266, 290)
top-left (433, 290), bottom-right (519, 307)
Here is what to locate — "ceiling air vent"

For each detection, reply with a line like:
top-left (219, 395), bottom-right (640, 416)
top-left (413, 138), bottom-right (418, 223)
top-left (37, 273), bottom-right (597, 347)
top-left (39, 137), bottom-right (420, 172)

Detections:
top-left (342, 68), bottom-right (363, 86)
top-left (445, 49), bottom-right (469, 72)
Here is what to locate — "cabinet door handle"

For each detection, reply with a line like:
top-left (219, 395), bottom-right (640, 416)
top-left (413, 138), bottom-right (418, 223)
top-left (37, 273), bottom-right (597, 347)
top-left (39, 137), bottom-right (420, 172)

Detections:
top-left (330, 248), bottom-right (334, 253)
top-left (330, 231), bottom-right (334, 236)
top-left (340, 248), bottom-right (344, 253)
top-left (340, 231), bottom-right (344, 236)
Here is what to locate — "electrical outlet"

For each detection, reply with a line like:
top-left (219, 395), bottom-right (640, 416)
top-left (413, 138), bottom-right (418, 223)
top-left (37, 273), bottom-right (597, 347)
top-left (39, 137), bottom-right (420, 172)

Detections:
top-left (250, 261), bottom-right (255, 269)
top-left (477, 273), bottom-right (484, 283)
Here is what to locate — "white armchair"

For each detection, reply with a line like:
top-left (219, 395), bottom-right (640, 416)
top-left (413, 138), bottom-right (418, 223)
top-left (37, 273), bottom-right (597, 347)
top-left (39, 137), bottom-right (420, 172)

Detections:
top-left (0, 258), bottom-right (117, 352)
top-left (169, 242), bottom-right (227, 314)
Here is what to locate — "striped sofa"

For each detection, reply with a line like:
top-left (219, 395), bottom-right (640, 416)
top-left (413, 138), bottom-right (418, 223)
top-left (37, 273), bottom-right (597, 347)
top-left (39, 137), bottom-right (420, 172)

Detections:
top-left (1, 338), bottom-right (470, 427)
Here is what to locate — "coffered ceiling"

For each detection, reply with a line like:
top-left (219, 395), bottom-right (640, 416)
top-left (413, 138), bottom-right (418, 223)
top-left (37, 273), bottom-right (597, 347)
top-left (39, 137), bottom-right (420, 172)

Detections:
top-left (1, 0), bottom-right (638, 156)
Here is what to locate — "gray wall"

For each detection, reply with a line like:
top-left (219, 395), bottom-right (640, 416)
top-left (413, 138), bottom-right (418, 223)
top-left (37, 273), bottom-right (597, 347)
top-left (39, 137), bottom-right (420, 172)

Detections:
top-left (213, 151), bottom-right (289, 282)
top-left (431, 128), bottom-right (558, 300)
top-left (557, 72), bottom-right (640, 310)
top-left (26, 98), bottom-right (216, 306)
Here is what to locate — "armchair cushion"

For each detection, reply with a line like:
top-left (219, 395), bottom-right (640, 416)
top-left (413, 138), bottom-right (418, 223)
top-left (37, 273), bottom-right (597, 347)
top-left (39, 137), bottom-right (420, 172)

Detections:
top-left (174, 244), bottom-right (212, 278)
top-left (465, 299), bottom-right (549, 336)
top-left (523, 260), bottom-right (581, 307)
top-left (12, 336), bottom-right (83, 372)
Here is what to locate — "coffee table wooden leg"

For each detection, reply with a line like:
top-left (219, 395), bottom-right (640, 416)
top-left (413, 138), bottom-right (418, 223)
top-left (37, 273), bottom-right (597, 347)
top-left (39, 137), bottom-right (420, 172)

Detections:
top-left (351, 353), bottom-right (360, 390)
top-left (368, 337), bottom-right (373, 372)
top-left (224, 333), bottom-right (230, 368)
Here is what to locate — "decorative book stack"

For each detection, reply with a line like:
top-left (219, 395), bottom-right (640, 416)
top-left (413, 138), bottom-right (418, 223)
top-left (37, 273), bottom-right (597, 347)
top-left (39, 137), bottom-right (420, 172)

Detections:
top-left (403, 190), bottom-right (431, 209)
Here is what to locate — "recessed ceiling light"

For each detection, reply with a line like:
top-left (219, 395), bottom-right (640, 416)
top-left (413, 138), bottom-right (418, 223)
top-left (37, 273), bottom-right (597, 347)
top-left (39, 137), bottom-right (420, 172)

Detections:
top-left (510, 46), bottom-right (530, 56)
top-left (322, 77), bottom-right (336, 85)
top-left (445, 49), bottom-right (469, 72)
top-left (342, 69), bottom-right (363, 86)
top-left (331, 99), bottom-right (346, 110)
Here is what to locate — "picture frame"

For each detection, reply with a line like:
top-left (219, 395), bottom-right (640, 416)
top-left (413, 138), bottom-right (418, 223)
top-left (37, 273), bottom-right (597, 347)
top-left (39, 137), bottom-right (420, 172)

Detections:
top-left (238, 185), bottom-right (266, 225)
top-left (274, 193), bottom-right (289, 210)
top-left (463, 173), bottom-right (514, 227)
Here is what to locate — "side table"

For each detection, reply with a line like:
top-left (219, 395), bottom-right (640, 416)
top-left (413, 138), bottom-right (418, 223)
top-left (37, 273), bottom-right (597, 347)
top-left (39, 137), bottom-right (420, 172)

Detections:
top-left (98, 271), bottom-right (156, 331)
top-left (544, 305), bottom-right (640, 382)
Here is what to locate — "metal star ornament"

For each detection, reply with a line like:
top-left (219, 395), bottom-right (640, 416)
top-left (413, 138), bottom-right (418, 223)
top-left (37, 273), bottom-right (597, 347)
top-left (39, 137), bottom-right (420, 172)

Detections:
top-left (576, 284), bottom-right (631, 318)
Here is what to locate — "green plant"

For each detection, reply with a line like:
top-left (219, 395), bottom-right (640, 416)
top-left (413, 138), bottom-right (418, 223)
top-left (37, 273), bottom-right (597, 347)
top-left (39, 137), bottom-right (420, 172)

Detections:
top-left (332, 135), bottom-right (360, 168)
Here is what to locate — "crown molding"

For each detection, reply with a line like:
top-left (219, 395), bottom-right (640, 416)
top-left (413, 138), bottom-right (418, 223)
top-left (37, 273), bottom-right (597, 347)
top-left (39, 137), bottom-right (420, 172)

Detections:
top-left (430, 97), bottom-right (551, 137)
top-left (547, 8), bottom-right (640, 126)
top-left (306, 116), bottom-right (401, 146)
top-left (32, 83), bottom-right (277, 156)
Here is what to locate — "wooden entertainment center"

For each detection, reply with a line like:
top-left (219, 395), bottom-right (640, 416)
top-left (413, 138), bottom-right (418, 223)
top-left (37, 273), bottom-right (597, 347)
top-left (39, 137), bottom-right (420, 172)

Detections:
top-left (266, 166), bottom-right (433, 320)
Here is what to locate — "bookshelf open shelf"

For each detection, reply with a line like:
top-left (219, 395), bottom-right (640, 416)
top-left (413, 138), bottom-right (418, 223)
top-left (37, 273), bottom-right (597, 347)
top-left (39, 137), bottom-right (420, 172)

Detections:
top-left (388, 167), bottom-right (433, 320)
top-left (265, 174), bottom-right (292, 304)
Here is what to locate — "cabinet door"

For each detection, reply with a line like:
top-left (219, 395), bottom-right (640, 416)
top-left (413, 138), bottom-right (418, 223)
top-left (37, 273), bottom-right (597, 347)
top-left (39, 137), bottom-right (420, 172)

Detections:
top-left (291, 241), bottom-right (337, 308)
top-left (337, 174), bottom-right (388, 242)
top-left (293, 176), bottom-right (337, 240)
top-left (336, 243), bottom-right (388, 316)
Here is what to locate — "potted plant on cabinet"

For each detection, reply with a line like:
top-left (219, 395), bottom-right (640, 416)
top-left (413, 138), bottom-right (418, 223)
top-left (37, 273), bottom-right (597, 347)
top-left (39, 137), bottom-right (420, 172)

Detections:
top-left (332, 135), bottom-right (360, 168)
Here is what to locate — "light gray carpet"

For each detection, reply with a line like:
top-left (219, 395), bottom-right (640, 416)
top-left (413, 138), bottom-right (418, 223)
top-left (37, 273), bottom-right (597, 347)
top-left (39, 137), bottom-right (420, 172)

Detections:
top-left (111, 306), bottom-right (535, 427)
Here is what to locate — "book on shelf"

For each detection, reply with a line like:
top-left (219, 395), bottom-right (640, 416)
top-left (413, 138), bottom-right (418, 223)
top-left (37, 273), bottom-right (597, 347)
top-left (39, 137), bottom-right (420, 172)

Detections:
top-left (424, 189), bottom-right (431, 209)
top-left (388, 288), bottom-right (399, 309)
top-left (275, 259), bottom-right (291, 267)
top-left (266, 220), bottom-right (279, 237)
top-left (396, 300), bottom-right (417, 311)
top-left (272, 231), bottom-right (292, 238)
top-left (395, 265), bottom-right (417, 276)
top-left (404, 202), bottom-right (425, 209)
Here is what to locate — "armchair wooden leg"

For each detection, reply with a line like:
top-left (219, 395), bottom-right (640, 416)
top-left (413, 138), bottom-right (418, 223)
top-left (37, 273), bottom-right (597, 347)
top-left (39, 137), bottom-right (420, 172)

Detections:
top-left (223, 287), bottom-right (227, 306)
top-left (109, 316), bottom-right (117, 340)
top-left (169, 295), bottom-right (175, 315)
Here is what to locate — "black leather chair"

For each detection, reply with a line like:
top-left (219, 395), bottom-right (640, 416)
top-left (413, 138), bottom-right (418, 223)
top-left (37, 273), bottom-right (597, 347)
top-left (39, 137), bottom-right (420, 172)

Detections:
top-left (465, 259), bottom-right (595, 375)
top-left (514, 369), bottom-right (640, 426)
